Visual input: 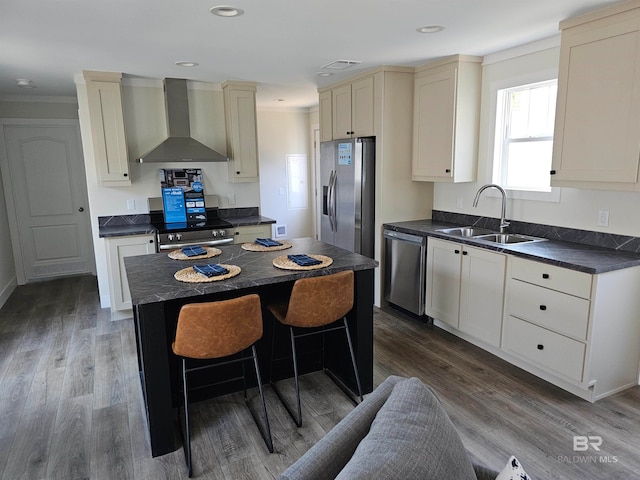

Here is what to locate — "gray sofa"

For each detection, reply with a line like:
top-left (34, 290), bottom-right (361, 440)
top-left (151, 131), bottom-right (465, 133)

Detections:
top-left (280, 375), bottom-right (499, 480)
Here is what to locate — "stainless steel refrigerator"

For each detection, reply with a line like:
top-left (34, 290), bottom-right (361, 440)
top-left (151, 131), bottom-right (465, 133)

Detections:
top-left (320, 137), bottom-right (375, 258)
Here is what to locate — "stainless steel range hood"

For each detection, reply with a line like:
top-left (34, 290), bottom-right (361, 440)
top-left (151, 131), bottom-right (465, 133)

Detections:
top-left (137, 78), bottom-right (228, 163)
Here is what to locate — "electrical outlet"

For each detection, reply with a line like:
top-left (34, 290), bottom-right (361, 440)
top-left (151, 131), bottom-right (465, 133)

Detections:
top-left (127, 199), bottom-right (136, 211)
top-left (457, 197), bottom-right (463, 209)
top-left (227, 194), bottom-right (236, 205)
top-left (597, 210), bottom-right (609, 227)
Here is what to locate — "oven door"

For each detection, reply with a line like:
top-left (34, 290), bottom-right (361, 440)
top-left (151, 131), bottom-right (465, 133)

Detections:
top-left (157, 237), bottom-right (234, 251)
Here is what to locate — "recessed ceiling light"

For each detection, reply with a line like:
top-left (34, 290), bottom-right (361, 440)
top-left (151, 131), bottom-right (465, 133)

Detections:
top-left (210, 5), bottom-right (244, 17)
top-left (316, 72), bottom-right (334, 77)
top-left (16, 78), bottom-right (36, 88)
top-left (175, 61), bottom-right (199, 67)
top-left (416, 25), bottom-right (444, 34)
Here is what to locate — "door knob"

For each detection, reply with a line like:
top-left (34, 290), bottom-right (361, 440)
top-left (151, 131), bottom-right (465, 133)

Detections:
top-left (78, 207), bottom-right (84, 212)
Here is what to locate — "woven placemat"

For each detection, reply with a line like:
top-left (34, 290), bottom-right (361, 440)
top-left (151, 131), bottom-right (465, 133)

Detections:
top-left (174, 264), bottom-right (241, 283)
top-left (168, 247), bottom-right (222, 261)
top-left (272, 254), bottom-right (333, 271)
top-left (241, 241), bottom-right (292, 252)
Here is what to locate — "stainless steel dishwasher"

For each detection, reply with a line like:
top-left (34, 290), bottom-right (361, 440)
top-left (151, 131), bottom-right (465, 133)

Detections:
top-left (383, 229), bottom-right (426, 316)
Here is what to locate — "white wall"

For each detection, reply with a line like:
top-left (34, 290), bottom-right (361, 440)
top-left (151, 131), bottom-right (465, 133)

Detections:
top-left (0, 168), bottom-right (16, 307)
top-left (434, 38), bottom-right (640, 238)
top-left (257, 108), bottom-right (314, 240)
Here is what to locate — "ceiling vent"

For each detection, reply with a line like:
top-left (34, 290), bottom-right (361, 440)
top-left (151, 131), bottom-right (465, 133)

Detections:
top-left (320, 60), bottom-right (362, 70)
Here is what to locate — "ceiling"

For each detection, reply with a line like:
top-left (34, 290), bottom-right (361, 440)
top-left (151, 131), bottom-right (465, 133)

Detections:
top-left (0, 0), bottom-right (621, 108)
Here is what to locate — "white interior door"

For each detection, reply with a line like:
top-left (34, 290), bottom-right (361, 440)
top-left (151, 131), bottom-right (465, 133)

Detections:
top-left (0, 120), bottom-right (95, 283)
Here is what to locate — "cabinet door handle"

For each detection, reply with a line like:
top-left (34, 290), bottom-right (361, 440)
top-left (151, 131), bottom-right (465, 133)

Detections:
top-left (539, 305), bottom-right (547, 311)
top-left (123, 173), bottom-right (128, 177)
top-left (542, 273), bottom-right (549, 279)
top-left (550, 170), bottom-right (556, 175)
top-left (462, 251), bottom-right (468, 255)
top-left (537, 344), bottom-right (544, 350)
top-left (454, 249), bottom-right (460, 254)
top-left (445, 169), bottom-right (451, 173)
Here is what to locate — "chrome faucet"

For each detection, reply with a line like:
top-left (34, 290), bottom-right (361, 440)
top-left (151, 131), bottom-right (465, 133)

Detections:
top-left (473, 184), bottom-right (510, 233)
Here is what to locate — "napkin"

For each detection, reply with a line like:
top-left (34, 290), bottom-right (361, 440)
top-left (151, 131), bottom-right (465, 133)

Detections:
top-left (193, 264), bottom-right (229, 277)
top-left (181, 245), bottom-right (207, 257)
top-left (287, 254), bottom-right (322, 266)
top-left (255, 238), bottom-right (282, 247)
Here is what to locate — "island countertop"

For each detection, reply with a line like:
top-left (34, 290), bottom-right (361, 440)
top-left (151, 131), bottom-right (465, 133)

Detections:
top-left (124, 237), bottom-right (379, 306)
top-left (123, 237), bottom-right (378, 457)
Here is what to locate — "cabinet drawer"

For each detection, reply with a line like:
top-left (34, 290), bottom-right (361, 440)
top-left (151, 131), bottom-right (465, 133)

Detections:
top-left (504, 316), bottom-right (585, 382)
top-left (508, 280), bottom-right (590, 340)
top-left (233, 225), bottom-right (272, 244)
top-left (510, 257), bottom-right (592, 299)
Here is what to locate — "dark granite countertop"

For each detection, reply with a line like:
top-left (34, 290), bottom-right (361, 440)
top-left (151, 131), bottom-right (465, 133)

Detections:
top-left (124, 237), bottom-right (379, 306)
top-left (227, 215), bottom-right (276, 227)
top-left (98, 214), bottom-right (276, 238)
top-left (98, 224), bottom-right (157, 238)
top-left (384, 219), bottom-right (640, 274)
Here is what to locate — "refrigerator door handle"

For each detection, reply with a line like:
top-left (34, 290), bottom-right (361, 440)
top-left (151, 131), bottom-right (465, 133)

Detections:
top-left (329, 170), bottom-right (337, 232)
top-left (327, 170), bottom-right (334, 231)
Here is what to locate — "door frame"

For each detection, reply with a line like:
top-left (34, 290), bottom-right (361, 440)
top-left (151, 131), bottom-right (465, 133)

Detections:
top-left (0, 118), bottom-right (96, 284)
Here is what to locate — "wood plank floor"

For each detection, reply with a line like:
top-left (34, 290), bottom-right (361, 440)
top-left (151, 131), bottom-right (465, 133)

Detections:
top-left (1, 275), bottom-right (639, 479)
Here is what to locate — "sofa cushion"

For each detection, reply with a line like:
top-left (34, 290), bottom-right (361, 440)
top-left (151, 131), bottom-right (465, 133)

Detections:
top-left (279, 375), bottom-right (405, 480)
top-left (335, 377), bottom-right (477, 480)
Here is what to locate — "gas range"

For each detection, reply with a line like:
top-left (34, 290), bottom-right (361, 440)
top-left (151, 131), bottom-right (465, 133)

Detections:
top-left (150, 209), bottom-right (235, 251)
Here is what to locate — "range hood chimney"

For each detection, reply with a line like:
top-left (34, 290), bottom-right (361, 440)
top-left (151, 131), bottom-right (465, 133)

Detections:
top-left (137, 78), bottom-right (228, 163)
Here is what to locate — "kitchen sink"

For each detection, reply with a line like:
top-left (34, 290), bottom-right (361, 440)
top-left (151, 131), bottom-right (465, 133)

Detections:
top-left (473, 233), bottom-right (547, 245)
top-left (436, 226), bottom-right (496, 237)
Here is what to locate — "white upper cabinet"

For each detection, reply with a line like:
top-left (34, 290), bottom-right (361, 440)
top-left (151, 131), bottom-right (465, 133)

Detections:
top-left (223, 81), bottom-right (259, 183)
top-left (319, 75), bottom-right (375, 141)
top-left (82, 70), bottom-right (131, 187)
top-left (412, 55), bottom-right (481, 183)
top-left (319, 90), bottom-right (333, 142)
top-left (551, 1), bottom-right (640, 190)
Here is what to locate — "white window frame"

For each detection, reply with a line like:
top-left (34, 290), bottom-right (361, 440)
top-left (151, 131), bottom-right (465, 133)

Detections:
top-left (487, 72), bottom-right (561, 203)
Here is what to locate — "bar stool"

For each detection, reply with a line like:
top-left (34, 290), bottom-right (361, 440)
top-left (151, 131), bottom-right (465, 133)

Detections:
top-left (172, 294), bottom-right (273, 477)
top-left (267, 270), bottom-right (363, 427)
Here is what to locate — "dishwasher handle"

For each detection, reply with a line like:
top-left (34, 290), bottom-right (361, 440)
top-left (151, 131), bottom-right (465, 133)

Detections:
top-left (383, 229), bottom-right (426, 246)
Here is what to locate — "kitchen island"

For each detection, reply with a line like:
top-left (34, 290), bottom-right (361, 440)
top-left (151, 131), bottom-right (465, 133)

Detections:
top-left (124, 238), bottom-right (378, 457)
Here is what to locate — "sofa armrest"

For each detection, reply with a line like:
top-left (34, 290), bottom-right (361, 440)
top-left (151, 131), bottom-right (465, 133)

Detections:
top-left (279, 375), bottom-right (405, 480)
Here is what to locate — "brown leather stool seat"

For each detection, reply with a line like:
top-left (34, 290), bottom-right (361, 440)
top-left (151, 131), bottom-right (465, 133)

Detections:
top-left (172, 294), bottom-right (273, 477)
top-left (267, 270), bottom-right (363, 427)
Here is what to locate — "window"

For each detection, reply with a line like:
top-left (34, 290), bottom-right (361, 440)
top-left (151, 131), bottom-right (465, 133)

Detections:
top-left (493, 80), bottom-right (557, 192)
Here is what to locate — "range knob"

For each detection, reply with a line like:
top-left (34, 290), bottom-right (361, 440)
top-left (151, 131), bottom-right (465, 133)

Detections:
top-left (218, 230), bottom-right (226, 237)
top-left (168, 234), bottom-right (175, 241)
top-left (176, 233), bottom-right (182, 241)
top-left (211, 230), bottom-right (219, 238)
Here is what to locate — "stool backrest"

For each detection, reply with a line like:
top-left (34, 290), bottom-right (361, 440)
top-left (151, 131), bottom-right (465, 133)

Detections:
top-left (173, 294), bottom-right (263, 359)
top-left (283, 270), bottom-right (354, 328)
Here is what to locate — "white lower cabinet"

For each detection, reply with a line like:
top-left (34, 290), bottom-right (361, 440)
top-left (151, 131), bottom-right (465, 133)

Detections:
top-left (232, 224), bottom-right (272, 244)
top-left (426, 238), bottom-right (505, 347)
top-left (427, 238), bottom-right (640, 401)
top-left (106, 234), bottom-right (155, 317)
top-left (502, 256), bottom-right (640, 401)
